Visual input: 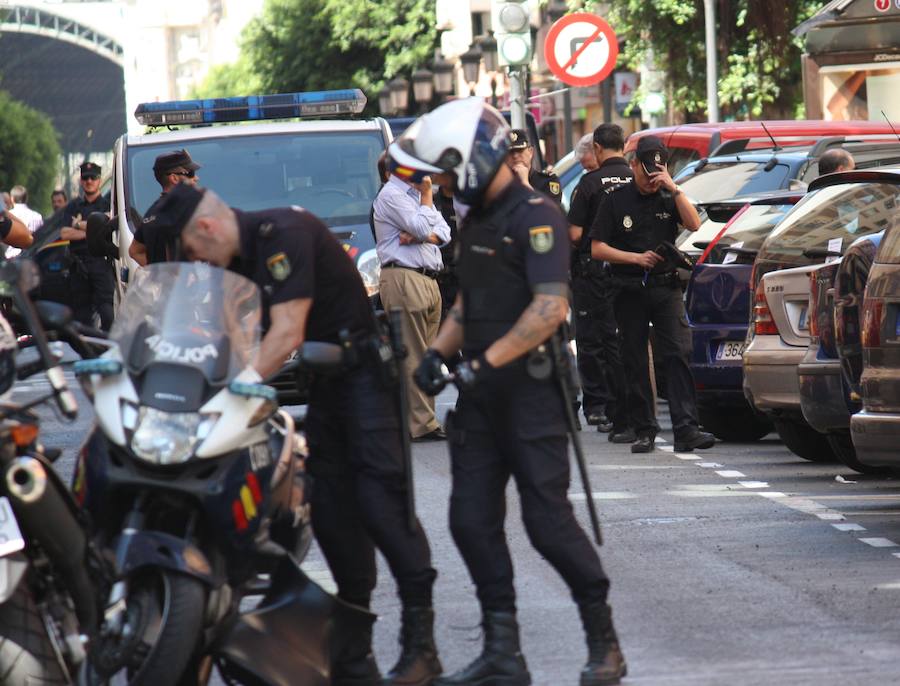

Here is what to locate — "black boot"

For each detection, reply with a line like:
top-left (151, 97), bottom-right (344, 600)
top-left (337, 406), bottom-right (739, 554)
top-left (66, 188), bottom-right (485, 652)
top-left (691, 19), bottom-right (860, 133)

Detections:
top-left (383, 607), bottom-right (442, 685)
top-left (435, 611), bottom-right (531, 686)
top-left (578, 603), bottom-right (627, 686)
top-left (332, 605), bottom-right (381, 686)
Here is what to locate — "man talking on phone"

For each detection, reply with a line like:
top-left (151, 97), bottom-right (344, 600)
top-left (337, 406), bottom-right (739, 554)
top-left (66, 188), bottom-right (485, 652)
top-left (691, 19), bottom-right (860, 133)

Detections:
top-left (589, 136), bottom-right (714, 454)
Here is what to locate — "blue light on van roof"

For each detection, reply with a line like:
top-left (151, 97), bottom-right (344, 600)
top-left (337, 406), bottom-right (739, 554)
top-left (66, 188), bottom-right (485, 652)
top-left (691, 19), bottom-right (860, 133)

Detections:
top-left (134, 89), bottom-right (368, 126)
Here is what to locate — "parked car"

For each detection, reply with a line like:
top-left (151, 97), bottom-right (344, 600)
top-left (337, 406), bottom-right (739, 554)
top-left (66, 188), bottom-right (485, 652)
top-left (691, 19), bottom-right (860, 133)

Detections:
top-left (799, 231), bottom-right (890, 474)
top-left (674, 138), bottom-right (900, 204)
top-left (684, 192), bottom-right (804, 441)
top-left (850, 219), bottom-right (900, 469)
top-left (744, 170), bottom-right (900, 461)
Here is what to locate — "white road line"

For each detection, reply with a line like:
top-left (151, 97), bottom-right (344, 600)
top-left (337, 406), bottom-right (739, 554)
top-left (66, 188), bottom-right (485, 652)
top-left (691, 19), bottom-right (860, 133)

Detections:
top-left (675, 453), bottom-right (701, 460)
top-left (859, 537), bottom-right (899, 548)
top-left (738, 481), bottom-right (769, 489)
top-left (658, 445), bottom-right (673, 452)
top-left (815, 512), bottom-right (846, 521)
top-left (697, 462), bottom-right (723, 468)
top-left (891, 553), bottom-right (900, 560)
top-left (568, 492), bottom-right (636, 501)
top-left (832, 523), bottom-right (866, 532)
top-left (758, 492), bottom-right (787, 498)
top-left (715, 470), bottom-right (746, 478)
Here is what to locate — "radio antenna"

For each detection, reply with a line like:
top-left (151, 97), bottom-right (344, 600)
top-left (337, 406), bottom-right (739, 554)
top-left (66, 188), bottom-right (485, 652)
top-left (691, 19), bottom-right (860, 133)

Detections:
top-left (759, 121), bottom-right (781, 152)
top-left (882, 110), bottom-right (900, 144)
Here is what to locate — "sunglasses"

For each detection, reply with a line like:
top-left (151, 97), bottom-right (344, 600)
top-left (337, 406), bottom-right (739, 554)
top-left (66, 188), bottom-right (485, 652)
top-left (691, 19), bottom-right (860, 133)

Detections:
top-left (172, 170), bottom-right (196, 179)
top-left (81, 174), bottom-right (100, 181)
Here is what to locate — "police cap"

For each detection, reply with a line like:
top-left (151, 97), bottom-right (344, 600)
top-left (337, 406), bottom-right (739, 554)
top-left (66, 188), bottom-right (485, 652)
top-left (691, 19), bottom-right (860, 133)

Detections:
top-left (508, 129), bottom-right (531, 150)
top-left (153, 149), bottom-right (201, 175)
top-left (80, 161), bottom-right (102, 179)
top-left (635, 136), bottom-right (669, 176)
top-left (149, 182), bottom-right (206, 241)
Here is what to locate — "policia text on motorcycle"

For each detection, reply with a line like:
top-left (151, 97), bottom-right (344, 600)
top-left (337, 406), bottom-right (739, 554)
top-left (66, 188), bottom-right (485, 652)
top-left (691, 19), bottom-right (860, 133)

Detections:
top-left (396, 98), bottom-right (627, 686)
top-left (149, 183), bottom-right (442, 686)
top-left (590, 135), bottom-right (715, 455)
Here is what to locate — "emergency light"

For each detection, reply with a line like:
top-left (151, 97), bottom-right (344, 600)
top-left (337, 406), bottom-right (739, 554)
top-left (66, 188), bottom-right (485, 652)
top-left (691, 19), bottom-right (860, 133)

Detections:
top-left (134, 89), bottom-right (368, 127)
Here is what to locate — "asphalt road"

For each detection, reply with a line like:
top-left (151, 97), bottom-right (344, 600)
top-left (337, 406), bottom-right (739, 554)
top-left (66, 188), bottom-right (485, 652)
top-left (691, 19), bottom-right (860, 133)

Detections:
top-left (22, 374), bottom-right (900, 686)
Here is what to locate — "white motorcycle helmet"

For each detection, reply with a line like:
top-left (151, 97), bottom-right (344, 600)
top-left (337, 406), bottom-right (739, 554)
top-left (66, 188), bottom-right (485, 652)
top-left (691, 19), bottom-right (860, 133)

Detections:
top-left (388, 98), bottom-right (510, 206)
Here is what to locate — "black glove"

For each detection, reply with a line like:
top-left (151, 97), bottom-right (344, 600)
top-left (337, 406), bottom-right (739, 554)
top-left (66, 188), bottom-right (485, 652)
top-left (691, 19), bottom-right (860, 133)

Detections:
top-left (454, 354), bottom-right (493, 392)
top-left (413, 348), bottom-right (448, 396)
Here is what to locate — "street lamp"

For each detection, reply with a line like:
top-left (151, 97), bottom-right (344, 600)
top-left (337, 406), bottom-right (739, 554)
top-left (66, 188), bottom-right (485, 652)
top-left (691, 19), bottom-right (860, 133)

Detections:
top-left (411, 68), bottom-right (435, 112)
top-left (432, 51), bottom-right (455, 99)
top-left (478, 32), bottom-right (499, 108)
top-left (388, 77), bottom-right (409, 115)
top-left (460, 44), bottom-right (483, 96)
top-left (378, 85), bottom-right (393, 115)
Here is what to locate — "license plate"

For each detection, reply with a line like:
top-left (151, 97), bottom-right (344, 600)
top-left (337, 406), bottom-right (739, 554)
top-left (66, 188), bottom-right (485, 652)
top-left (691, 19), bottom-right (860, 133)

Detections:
top-left (798, 307), bottom-right (809, 331)
top-left (716, 341), bottom-right (746, 361)
top-left (0, 497), bottom-right (24, 558)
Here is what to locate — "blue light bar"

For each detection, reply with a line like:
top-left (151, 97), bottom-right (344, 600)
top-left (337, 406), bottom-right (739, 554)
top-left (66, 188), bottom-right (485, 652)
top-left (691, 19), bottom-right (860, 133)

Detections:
top-left (134, 89), bottom-right (368, 126)
top-left (73, 359), bottom-right (123, 377)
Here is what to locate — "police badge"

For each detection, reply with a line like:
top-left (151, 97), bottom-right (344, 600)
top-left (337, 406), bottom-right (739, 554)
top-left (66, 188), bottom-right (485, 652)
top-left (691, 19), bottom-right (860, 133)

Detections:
top-left (529, 226), bottom-right (554, 253)
top-left (549, 181), bottom-right (560, 196)
top-left (623, 215), bottom-right (633, 230)
top-left (266, 252), bottom-right (291, 281)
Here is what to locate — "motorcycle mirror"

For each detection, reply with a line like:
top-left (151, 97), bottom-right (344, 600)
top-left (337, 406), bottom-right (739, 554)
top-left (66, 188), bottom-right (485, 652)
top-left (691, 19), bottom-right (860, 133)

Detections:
top-left (299, 342), bottom-right (345, 371)
top-left (34, 301), bottom-right (73, 331)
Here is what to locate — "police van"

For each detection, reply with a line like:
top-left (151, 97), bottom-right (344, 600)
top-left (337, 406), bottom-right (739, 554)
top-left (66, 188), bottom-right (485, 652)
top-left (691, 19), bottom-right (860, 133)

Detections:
top-left (108, 89), bottom-right (389, 303)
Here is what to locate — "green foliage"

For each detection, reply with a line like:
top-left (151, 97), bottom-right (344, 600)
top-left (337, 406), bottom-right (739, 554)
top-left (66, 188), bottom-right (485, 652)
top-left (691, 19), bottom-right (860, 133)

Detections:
top-left (0, 91), bottom-right (61, 216)
top-left (194, 0), bottom-right (437, 112)
top-left (568, 0), bottom-right (823, 120)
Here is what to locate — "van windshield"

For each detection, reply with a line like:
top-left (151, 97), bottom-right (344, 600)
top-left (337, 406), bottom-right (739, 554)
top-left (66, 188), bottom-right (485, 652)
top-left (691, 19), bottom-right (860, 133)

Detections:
top-left (677, 161), bottom-right (791, 203)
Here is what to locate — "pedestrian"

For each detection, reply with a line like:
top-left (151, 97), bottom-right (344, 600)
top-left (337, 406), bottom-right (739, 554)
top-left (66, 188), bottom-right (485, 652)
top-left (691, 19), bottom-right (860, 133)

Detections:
top-left (1, 193), bottom-right (10, 211)
top-left (576, 133), bottom-right (599, 172)
top-left (9, 186), bottom-right (42, 234)
top-left (372, 156), bottom-right (451, 442)
top-left (368, 150), bottom-right (391, 243)
top-left (152, 183), bottom-right (442, 686)
top-left (129, 149), bottom-right (201, 266)
top-left (567, 124), bottom-right (632, 439)
top-left (403, 98), bottom-right (627, 686)
top-left (818, 148), bottom-right (855, 175)
top-left (590, 136), bottom-right (715, 454)
top-left (0, 205), bottom-right (35, 254)
top-left (51, 189), bottom-right (68, 213)
top-left (506, 128), bottom-right (563, 205)
top-left (60, 161), bottom-right (113, 329)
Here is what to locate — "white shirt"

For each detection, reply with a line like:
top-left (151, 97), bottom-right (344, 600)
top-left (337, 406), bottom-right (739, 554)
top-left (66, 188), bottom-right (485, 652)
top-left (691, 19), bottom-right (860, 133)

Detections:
top-left (6, 203), bottom-right (42, 258)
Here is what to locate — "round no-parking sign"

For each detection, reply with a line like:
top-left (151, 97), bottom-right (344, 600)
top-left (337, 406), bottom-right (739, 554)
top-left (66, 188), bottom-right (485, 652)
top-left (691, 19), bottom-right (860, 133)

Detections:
top-left (544, 13), bottom-right (619, 88)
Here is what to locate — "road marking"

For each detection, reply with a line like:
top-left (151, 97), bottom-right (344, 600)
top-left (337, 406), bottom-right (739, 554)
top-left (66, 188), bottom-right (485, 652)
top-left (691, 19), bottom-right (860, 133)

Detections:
top-left (568, 491), bottom-right (636, 501)
top-left (859, 537), bottom-right (898, 548)
top-left (832, 523), bottom-right (866, 532)
top-left (738, 481), bottom-right (769, 489)
top-left (697, 462), bottom-right (723, 468)
top-left (715, 470), bottom-right (746, 478)
top-left (674, 453), bottom-right (702, 460)
top-left (815, 512), bottom-right (846, 521)
top-left (592, 464), bottom-right (690, 470)
top-left (892, 553), bottom-right (900, 560)
top-left (758, 492), bottom-right (787, 498)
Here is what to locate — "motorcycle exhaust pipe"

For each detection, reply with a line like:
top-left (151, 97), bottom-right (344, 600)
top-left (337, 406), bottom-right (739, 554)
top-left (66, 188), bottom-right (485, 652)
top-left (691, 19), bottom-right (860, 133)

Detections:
top-left (5, 457), bottom-right (99, 632)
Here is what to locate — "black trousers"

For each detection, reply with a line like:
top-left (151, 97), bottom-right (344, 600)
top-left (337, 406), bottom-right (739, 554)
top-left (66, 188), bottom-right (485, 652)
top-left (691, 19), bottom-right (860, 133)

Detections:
top-left (437, 269), bottom-right (458, 324)
top-left (447, 363), bottom-right (609, 612)
top-left (613, 282), bottom-right (700, 438)
top-left (305, 368), bottom-right (436, 609)
top-left (572, 272), bottom-right (627, 429)
top-left (70, 254), bottom-right (115, 330)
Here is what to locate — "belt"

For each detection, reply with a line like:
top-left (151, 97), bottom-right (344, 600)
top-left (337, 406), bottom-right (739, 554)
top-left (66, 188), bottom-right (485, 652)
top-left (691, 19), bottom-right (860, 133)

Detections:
top-left (381, 262), bottom-right (440, 280)
top-left (612, 271), bottom-right (678, 287)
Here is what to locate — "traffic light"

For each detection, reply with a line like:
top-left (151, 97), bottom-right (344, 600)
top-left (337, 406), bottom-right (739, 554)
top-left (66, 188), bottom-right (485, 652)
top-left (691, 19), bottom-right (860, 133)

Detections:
top-left (491, 0), bottom-right (534, 67)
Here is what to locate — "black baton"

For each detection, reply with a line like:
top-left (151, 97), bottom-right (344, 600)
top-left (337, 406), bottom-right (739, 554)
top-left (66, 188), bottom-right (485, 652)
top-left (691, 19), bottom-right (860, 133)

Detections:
top-left (549, 333), bottom-right (603, 546)
top-left (388, 308), bottom-right (417, 533)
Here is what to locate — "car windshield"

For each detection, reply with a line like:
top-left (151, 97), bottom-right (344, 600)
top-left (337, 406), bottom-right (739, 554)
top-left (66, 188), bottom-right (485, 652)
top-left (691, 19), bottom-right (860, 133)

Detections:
top-left (110, 263), bottom-right (261, 383)
top-left (126, 131), bottom-right (384, 227)
top-left (759, 182), bottom-right (900, 268)
top-left (676, 161), bottom-right (792, 203)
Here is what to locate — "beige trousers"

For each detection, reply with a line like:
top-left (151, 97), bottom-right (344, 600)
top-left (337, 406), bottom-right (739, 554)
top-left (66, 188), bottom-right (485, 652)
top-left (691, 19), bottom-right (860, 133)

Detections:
top-left (379, 267), bottom-right (442, 438)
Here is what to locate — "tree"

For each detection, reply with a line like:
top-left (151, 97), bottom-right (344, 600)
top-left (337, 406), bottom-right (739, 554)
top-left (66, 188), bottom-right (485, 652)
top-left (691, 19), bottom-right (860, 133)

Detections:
top-left (0, 91), bottom-right (62, 215)
top-left (568, 0), bottom-right (823, 121)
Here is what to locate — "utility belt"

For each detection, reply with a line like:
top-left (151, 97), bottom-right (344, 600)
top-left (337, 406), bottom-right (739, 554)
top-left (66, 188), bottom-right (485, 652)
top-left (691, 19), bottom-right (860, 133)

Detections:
top-left (381, 262), bottom-right (441, 280)
top-left (610, 271), bottom-right (679, 290)
top-left (571, 253), bottom-right (609, 280)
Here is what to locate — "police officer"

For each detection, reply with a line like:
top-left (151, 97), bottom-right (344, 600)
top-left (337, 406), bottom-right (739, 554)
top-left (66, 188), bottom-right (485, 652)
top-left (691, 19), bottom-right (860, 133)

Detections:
top-left (506, 129), bottom-right (562, 206)
top-left (61, 161), bottom-right (114, 329)
top-left (433, 180), bottom-right (459, 322)
top-left (590, 136), bottom-right (715, 454)
top-left (567, 124), bottom-right (632, 436)
top-left (402, 99), bottom-right (626, 686)
top-left (152, 184), bottom-right (441, 686)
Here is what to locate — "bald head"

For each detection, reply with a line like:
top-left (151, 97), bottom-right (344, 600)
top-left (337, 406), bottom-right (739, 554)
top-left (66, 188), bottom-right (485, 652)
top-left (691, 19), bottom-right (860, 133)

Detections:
top-left (818, 148), bottom-right (855, 176)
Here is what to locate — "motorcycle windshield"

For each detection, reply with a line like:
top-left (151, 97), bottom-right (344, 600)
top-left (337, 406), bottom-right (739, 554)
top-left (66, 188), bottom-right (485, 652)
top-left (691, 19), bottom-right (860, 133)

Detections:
top-left (110, 263), bottom-right (261, 385)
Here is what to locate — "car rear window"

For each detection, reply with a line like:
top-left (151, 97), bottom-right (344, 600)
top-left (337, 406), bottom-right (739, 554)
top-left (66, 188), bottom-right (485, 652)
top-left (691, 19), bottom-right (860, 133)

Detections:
top-left (677, 161), bottom-right (791, 203)
top-left (702, 203), bottom-right (797, 265)
top-left (126, 130), bottom-right (385, 227)
top-left (759, 181), bottom-right (900, 270)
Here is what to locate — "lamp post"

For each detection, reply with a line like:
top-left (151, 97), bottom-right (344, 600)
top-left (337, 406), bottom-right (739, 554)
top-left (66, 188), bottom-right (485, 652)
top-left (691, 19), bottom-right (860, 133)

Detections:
top-left (378, 86), bottom-right (393, 116)
top-left (432, 50), bottom-right (455, 102)
top-left (479, 32), bottom-right (499, 108)
top-left (388, 77), bottom-right (409, 115)
top-left (411, 68), bottom-right (435, 113)
top-left (460, 43), bottom-right (483, 97)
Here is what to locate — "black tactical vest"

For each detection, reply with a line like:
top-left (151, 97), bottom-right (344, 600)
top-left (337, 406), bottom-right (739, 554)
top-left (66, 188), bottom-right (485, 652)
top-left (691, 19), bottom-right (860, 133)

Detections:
top-left (457, 184), bottom-right (536, 352)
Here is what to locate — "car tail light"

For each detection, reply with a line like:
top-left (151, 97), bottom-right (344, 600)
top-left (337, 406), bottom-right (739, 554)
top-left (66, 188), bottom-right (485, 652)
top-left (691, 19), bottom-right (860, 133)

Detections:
top-left (753, 280), bottom-right (778, 335)
top-left (861, 297), bottom-right (884, 348)
top-left (807, 274), bottom-right (819, 339)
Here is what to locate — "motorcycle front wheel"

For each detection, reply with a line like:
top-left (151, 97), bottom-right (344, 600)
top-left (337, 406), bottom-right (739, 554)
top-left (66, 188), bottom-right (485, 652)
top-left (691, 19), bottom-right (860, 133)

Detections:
top-left (83, 570), bottom-right (206, 686)
top-left (0, 581), bottom-right (68, 685)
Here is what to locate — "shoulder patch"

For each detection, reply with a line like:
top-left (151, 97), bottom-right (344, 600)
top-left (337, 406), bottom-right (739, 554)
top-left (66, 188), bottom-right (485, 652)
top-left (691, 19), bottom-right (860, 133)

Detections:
top-left (266, 252), bottom-right (291, 281)
top-left (549, 181), bottom-right (561, 195)
top-left (529, 226), bottom-right (554, 254)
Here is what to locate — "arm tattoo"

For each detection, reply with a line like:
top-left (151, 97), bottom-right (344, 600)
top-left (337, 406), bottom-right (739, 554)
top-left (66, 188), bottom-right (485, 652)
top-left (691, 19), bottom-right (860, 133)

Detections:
top-left (509, 295), bottom-right (565, 347)
top-left (449, 304), bottom-right (464, 324)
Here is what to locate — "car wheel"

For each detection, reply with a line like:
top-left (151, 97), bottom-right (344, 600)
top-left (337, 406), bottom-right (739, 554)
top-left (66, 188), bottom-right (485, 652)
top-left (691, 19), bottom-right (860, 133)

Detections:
top-left (699, 406), bottom-right (773, 442)
top-left (826, 431), bottom-right (891, 475)
top-left (772, 417), bottom-right (838, 462)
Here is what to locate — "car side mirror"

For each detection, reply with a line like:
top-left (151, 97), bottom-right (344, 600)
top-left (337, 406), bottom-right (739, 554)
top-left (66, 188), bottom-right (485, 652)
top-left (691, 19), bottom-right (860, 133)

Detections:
top-left (34, 301), bottom-right (73, 331)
